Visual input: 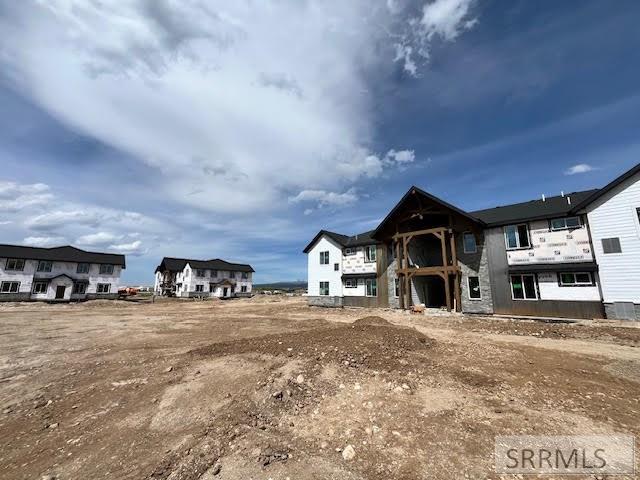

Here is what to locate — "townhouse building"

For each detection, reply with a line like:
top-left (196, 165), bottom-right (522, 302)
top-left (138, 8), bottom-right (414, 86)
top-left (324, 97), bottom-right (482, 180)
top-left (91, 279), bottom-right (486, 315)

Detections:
top-left (154, 257), bottom-right (254, 298)
top-left (0, 244), bottom-right (125, 301)
top-left (305, 162), bottom-right (639, 320)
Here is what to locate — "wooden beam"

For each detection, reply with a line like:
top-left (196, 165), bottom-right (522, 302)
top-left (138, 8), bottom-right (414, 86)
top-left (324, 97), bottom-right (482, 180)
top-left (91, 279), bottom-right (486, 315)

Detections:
top-left (454, 272), bottom-right (462, 312)
top-left (397, 266), bottom-right (460, 276)
top-left (450, 232), bottom-right (461, 312)
top-left (392, 226), bottom-right (447, 241)
top-left (440, 230), bottom-right (451, 311)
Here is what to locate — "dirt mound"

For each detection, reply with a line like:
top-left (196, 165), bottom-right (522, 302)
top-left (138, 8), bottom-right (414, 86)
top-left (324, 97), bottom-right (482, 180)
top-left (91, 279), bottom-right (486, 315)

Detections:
top-left (192, 319), bottom-right (432, 374)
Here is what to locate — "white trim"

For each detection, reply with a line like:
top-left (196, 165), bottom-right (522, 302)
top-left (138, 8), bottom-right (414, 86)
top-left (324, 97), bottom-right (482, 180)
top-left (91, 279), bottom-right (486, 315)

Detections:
top-left (510, 274), bottom-right (538, 300)
top-left (365, 278), bottom-right (377, 297)
top-left (467, 276), bottom-right (482, 300)
top-left (1, 281), bottom-right (21, 293)
top-left (559, 272), bottom-right (594, 286)
top-left (504, 224), bottom-right (531, 250)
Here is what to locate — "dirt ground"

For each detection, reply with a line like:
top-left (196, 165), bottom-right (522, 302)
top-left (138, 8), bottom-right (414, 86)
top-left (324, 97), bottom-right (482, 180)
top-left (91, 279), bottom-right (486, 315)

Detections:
top-left (0, 296), bottom-right (638, 480)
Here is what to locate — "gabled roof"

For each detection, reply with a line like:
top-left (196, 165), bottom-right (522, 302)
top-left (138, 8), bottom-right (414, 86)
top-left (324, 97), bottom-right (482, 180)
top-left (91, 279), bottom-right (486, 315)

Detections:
top-left (470, 190), bottom-right (598, 226)
top-left (302, 229), bottom-right (379, 254)
top-left (155, 257), bottom-right (254, 273)
top-left (372, 186), bottom-right (485, 238)
top-left (0, 244), bottom-right (126, 267)
top-left (569, 162), bottom-right (640, 212)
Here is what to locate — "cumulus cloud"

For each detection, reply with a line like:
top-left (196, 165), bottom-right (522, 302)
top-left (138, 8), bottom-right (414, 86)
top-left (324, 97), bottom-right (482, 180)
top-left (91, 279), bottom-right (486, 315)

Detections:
top-left (23, 236), bottom-right (66, 247)
top-left (383, 149), bottom-right (416, 164)
top-left (564, 163), bottom-right (596, 175)
top-left (0, 1), bottom-right (478, 215)
top-left (108, 240), bottom-right (145, 256)
top-left (289, 188), bottom-right (359, 215)
top-left (76, 231), bottom-right (123, 246)
top-left (0, 181), bottom-right (53, 212)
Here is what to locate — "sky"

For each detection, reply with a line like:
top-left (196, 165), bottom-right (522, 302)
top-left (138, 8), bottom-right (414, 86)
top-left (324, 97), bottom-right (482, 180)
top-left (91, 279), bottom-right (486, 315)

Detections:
top-left (0, 0), bottom-right (639, 285)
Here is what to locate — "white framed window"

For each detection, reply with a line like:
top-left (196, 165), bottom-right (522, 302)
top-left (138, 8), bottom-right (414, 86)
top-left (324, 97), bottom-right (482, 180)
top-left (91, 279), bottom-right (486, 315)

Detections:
top-left (344, 279), bottom-right (357, 288)
top-left (5, 258), bottom-right (25, 271)
top-left (241, 272), bottom-right (248, 280)
top-left (550, 216), bottom-right (581, 231)
top-left (37, 261), bottom-right (53, 272)
top-left (601, 237), bottom-right (622, 254)
top-left (504, 224), bottom-right (530, 250)
top-left (1, 281), bottom-right (20, 293)
top-left (209, 283), bottom-right (216, 293)
top-left (394, 278), bottom-right (400, 298)
top-left (72, 282), bottom-right (87, 294)
top-left (99, 264), bottom-right (114, 275)
top-left (319, 281), bottom-right (329, 296)
top-left (32, 281), bottom-right (48, 294)
top-left (510, 274), bottom-right (538, 300)
top-left (559, 272), bottom-right (594, 286)
top-left (97, 283), bottom-right (111, 294)
top-left (241, 285), bottom-right (248, 293)
top-left (77, 263), bottom-right (90, 274)
top-left (364, 245), bottom-right (376, 263)
top-left (196, 269), bottom-right (206, 277)
top-left (463, 232), bottom-right (477, 254)
top-left (365, 278), bottom-right (377, 297)
top-left (211, 270), bottom-right (218, 277)
top-left (319, 251), bottom-right (329, 265)
top-left (344, 247), bottom-right (355, 256)
top-left (467, 276), bottom-right (481, 299)
top-left (196, 284), bottom-right (204, 292)
top-left (334, 263), bottom-right (339, 271)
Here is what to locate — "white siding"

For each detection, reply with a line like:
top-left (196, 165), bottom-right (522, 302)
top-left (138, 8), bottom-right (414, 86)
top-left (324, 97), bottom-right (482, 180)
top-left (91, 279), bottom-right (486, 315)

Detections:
top-left (586, 172), bottom-right (640, 303)
top-left (343, 278), bottom-right (367, 296)
top-left (307, 235), bottom-right (343, 297)
top-left (537, 272), bottom-right (601, 301)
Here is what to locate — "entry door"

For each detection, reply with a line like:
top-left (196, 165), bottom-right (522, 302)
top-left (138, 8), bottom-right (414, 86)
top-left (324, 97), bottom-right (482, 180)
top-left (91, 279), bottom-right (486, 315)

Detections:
top-left (55, 285), bottom-right (66, 299)
top-left (223, 287), bottom-right (228, 297)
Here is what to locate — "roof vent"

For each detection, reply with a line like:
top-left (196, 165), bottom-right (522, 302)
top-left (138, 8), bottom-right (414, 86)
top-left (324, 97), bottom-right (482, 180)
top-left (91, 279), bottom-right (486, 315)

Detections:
top-left (567, 196), bottom-right (571, 205)
top-left (541, 194), bottom-right (546, 202)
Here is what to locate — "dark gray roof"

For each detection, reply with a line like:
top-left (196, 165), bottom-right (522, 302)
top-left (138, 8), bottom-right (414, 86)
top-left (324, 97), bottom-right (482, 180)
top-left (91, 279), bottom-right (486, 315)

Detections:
top-left (470, 190), bottom-right (599, 226)
top-left (0, 244), bottom-right (126, 267)
top-left (155, 257), bottom-right (254, 273)
top-left (302, 229), bottom-right (379, 253)
top-left (570, 162), bottom-right (640, 212)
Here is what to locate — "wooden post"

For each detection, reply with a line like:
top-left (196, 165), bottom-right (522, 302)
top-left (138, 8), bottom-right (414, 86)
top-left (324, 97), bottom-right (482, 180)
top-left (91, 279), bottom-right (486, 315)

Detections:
top-left (403, 237), bottom-right (411, 309)
top-left (396, 239), bottom-right (404, 309)
top-left (441, 231), bottom-right (451, 311)
top-left (450, 231), bottom-right (462, 312)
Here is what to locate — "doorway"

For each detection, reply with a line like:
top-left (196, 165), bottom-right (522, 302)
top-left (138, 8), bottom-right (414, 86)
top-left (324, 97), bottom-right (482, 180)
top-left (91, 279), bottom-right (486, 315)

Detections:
top-left (223, 287), bottom-right (229, 297)
top-left (413, 276), bottom-right (446, 308)
top-left (55, 285), bottom-right (66, 299)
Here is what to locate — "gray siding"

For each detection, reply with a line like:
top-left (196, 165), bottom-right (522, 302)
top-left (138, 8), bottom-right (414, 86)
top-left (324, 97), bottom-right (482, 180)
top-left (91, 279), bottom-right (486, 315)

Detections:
top-left (458, 231), bottom-right (494, 314)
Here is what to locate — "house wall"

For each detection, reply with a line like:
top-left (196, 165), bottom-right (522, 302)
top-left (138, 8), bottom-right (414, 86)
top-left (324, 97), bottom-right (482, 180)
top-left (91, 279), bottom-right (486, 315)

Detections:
top-left (585, 171), bottom-right (640, 319)
top-left (457, 231), bottom-right (494, 314)
top-left (174, 266), bottom-right (253, 298)
top-left (343, 278), bottom-right (366, 296)
top-left (342, 246), bottom-right (377, 275)
top-left (307, 235), bottom-right (343, 306)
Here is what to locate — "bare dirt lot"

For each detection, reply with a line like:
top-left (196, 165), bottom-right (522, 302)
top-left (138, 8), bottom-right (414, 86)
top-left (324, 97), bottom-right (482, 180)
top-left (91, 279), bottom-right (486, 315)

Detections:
top-left (1, 297), bottom-right (638, 479)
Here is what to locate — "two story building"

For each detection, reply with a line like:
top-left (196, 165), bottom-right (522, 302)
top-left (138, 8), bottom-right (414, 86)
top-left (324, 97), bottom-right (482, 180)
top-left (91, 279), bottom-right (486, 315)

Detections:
top-left (305, 162), bottom-right (639, 320)
top-left (154, 257), bottom-right (254, 298)
top-left (0, 244), bottom-right (125, 301)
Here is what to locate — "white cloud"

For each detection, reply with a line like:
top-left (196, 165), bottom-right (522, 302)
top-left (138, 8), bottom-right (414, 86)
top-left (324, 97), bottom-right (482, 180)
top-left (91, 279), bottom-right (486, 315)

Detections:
top-left (108, 240), bottom-right (145, 256)
top-left (289, 188), bottom-right (359, 209)
top-left (384, 149), bottom-right (416, 164)
top-left (0, 181), bottom-right (53, 212)
top-left (23, 236), bottom-right (66, 247)
top-left (564, 163), bottom-right (596, 175)
top-left (0, 1), bottom-right (477, 215)
top-left (76, 231), bottom-right (123, 246)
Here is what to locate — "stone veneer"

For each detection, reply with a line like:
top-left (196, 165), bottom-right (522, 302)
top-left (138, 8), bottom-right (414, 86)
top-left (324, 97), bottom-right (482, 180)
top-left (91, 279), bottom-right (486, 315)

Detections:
top-left (457, 232), bottom-right (494, 314)
top-left (387, 258), bottom-right (400, 309)
top-left (604, 302), bottom-right (640, 321)
top-left (308, 296), bottom-right (343, 308)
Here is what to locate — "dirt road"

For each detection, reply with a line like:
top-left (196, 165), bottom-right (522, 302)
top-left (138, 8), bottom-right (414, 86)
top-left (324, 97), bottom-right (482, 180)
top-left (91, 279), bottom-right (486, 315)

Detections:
top-left (0, 297), bottom-right (638, 479)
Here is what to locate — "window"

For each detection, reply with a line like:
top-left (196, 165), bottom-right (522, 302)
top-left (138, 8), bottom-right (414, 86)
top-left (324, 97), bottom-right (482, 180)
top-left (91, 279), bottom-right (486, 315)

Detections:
top-left (319, 281), bottom-right (329, 296)
top-left (364, 245), bottom-right (376, 263)
top-left (97, 283), bottom-right (111, 294)
top-left (510, 274), bottom-right (537, 300)
top-left (211, 270), bottom-right (218, 277)
top-left (559, 272), bottom-right (594, 286)
top-left (209, 283), bottom-right (216, 293)
top-left (344, 248), bottom-right (355, 255)
top-left (195, 284), bottom-right (204, 292)
top-left (463, 232), bottom-right (477, 254)
top-left (365, 278), bottom-right (377, 297)
top-left (196, 269), bottom-right (206, 277)
top-left (1, 281), bottom-right (20, 293)
top-left (72, 282), bottom-right (87, 294)
top-left (241, 272), bottom-right (248, 280)
top-left (320, 251), bottom-right (329, 265)
top-left (344, 279), bottom-right (357, 288)
top-left (99, 264), bottom-right (114, 275)
top-left (37, 261), bottom-right (53, 272)
top-left (334, 263), bottom-right (339, 271)
top-left (394, 278), bottom-right (400, 298)
top-left (77, 263), bottom-right (90, 274)
top-left (241, 285), bottom-right (248, 293)
top-left (32, 281), bottom-right (48, 294)
top-left (504, 224), bottom-right (530, 249)
top-left (5, 258), bottom-right (25, 271)
top-left (468, 276), bottom-right (481, 299)
top-left (602, 237), bottom-right (622, 254)
top-left (550, 216), bottom-right (581, 231)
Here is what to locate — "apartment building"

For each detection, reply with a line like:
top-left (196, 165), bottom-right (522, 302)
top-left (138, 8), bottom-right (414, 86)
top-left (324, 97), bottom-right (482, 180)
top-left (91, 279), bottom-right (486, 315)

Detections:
top-left (305, 163), bottom-right (639, 320)
top-left (154, 257), bottom-right (254, 298)
top-left (0, 244), bottom-right (125, 301)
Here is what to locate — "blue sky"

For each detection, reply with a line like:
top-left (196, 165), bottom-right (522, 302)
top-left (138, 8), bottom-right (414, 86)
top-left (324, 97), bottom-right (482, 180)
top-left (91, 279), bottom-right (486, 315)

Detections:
top-left (0, 0), bottom-right (639, 285)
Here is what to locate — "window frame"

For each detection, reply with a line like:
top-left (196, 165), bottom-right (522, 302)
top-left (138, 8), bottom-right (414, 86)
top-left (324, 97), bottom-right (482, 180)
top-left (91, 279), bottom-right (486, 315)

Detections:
top-left (241, 272), bottom-right (248, 280)
top-left (394, 278), bottom-right (400, 298)
top-left (364, 245), bottom-right (377, 263)
top-left (72, 282), bottom-right (87, 295)
top-left (0, 281), bottom-right (20, 293)
top-left (467, 276), bottom-right (482, 300)
top-left (76, 263), bottom-right (90, 274)
top-left (463, 232), bottom-right (477, 254)
top-left (196, 269), bottom-right (206, 277)
top-left (549, 216), bottom-right (582, 231)
top-left (32, 281), bottom-right (48, 294)
top-left (510, 274), bottom-right (538, 300)
top-left (344, 279), bottom-right (357, 288)
top-left (504, 224), bottom-right (531, 250)
top-left (601, 237), bottom-right (622, 254)
top-left (97, 283), bottom-right (111, 294)
top-left (99, 264), bottom-right (115, 275)
top-left (5, 258), bottom-right (25, 271)
top-left (240, 285), bottom-right (248, 293)
top-left (344, 247), bottom-right (355, 256)
top-left (319, 281), bottom-right (329, 296)
top-left (365, 278), bottom-right (377, 297)
top-left (558, 272), bottom-right (594, 287)
top-left (334, 263), bottom-right (339, 271)
top-left (319, 251), bottom-right (329, 265)
top-left (37, 260), bottom-right (53, 272)
top-left (195, 284), bottom-right (204, 292)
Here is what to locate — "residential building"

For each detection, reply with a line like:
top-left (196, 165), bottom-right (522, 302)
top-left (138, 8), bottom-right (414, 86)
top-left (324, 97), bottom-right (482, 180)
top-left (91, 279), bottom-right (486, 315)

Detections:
top-left (0, 244), bottom-right (125, 301)
top-left (569, 163), bottom-right (640, 320)
top-left (154, 257), bottom-right (254, 298)
top-left (305, 164), bottom-right (639, 320)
